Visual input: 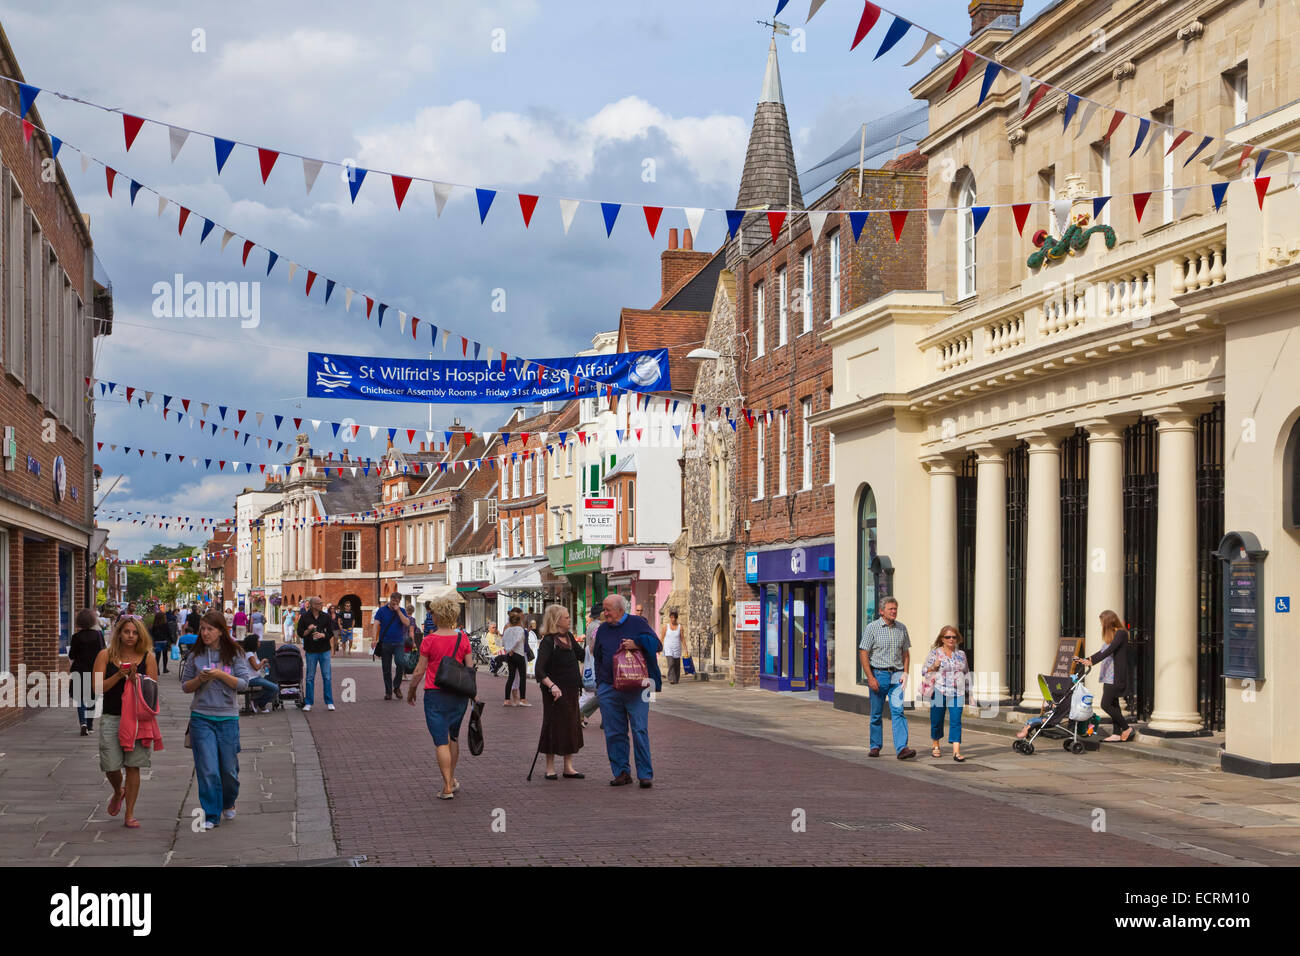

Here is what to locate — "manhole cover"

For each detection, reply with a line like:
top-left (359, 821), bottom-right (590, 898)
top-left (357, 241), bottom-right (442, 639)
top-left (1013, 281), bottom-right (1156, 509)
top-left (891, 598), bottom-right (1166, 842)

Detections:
top-left (824, 821), bottom-right (927, 832)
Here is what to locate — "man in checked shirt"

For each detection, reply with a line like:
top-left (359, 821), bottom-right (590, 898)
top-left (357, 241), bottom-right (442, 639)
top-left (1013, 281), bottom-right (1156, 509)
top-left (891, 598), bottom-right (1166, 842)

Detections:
top-left (858, 596), bottom-right (916, 760)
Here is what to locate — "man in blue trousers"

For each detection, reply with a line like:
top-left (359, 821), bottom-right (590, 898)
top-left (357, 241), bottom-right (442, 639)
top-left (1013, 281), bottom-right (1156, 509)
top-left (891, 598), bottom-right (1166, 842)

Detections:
top-left (859, 596), bottom-right (916, 760)
top-left (591, 593), bottom-right (662, 788)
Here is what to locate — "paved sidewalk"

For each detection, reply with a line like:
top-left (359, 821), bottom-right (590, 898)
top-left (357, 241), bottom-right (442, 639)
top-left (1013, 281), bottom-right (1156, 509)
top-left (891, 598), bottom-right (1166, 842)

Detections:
top-left (651, 680), bottom-right (1300, 866)
top-left (309, 661), bottom-right (1198, 866)
top-left (0, 666), bottom-right (338, 866)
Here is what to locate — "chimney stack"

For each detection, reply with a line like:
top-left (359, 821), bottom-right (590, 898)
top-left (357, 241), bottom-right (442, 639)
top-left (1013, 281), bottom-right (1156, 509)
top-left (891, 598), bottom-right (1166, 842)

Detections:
top-left (660, 226), bottom-right (710, 297)
top-left (968, 0), bottom-right (1023, 35)
top-left (667, 228), bottom-right (678, 250)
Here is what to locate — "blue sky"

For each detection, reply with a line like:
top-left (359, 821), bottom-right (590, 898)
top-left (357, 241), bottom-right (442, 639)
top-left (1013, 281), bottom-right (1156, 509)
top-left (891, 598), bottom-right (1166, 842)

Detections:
top-left (0, 0), bottom-right (1048, 556)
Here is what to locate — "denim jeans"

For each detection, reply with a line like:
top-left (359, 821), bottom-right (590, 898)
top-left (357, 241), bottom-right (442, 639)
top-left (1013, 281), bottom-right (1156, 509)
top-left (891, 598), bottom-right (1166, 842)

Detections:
top-left (596, 683), bottom-right (652, 781)
top-left (305, 652), bottom-right (333, 706)
top-left (248, 676), bottom-right (279, 707)
top-left (379, 643), bottom-right (405, 695)
top-left (189, 715), bottom-right (241, 825)
top-left (869, 668), bottom-right (908, 753)
top-left (929, 699), bottom-right (963, 744)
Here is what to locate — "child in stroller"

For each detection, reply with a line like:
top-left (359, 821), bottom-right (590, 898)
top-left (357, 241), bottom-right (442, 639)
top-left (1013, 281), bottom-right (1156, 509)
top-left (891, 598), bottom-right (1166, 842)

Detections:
top-left (1011, 666), bottom-right (1102, 755)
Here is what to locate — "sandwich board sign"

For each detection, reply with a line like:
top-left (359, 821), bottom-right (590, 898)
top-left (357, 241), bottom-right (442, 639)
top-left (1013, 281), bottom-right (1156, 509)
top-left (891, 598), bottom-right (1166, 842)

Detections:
top-left (582, 497), bottom-right (616, 545)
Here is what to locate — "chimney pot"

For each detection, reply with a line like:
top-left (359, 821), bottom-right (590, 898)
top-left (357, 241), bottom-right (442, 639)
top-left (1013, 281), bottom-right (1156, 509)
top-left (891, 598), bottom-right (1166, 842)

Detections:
top-left (668, 228), bottom-right (678, 250)
top-left (683, 229), bottom-right (693, 250)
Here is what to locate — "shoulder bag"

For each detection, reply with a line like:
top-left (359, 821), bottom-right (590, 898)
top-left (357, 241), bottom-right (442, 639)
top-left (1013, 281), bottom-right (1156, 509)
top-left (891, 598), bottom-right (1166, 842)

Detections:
top-left (434, 630), bottom-right (478, 698)
top-left (524, 630), bottom-right (535, 662)
top-left (613, 643), bottom-right (649, 691)
top-left (467, 699), bottom-right (485, 756)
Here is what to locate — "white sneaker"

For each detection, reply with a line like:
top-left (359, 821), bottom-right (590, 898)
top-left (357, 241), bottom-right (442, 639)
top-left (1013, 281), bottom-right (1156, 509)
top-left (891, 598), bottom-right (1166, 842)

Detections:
top-left (201, 821), bottom-right (216, 831)
top-left (327, 703), bottom-right (336, 711)
top-left (303, 705), bottom-right (312, 712)
top-left (222, 808), bottom-right (236, 820)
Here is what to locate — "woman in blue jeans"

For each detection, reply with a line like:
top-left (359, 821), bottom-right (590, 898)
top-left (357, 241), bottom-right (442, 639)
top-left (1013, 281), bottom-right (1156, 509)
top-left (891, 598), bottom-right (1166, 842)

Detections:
top-left (923, 625), bottom-right (969, 762)
top-left (406, 592), bottom-right (474, 800)
top-left (181, 611), bottom-right (253, 829)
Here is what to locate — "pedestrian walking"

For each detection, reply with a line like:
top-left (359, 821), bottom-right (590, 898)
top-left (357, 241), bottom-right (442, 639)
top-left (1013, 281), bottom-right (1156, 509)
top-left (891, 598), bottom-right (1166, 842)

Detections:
top-left (660, 610), bottom-right (684, 685)
top-left (297, 596), bottom-right (336, 712)
top-left (371, 591), bottom-right (414, 700)
top-left (405, 591), bottom-right (474, 800)
top-left (250, 606), bottom-right (265, 641)
top-left (1075, 609), bottom-right (1134, 742)
top-left (591, 593), bottom-right (661, 787)
top-left (924, 625), bottom-right (969, 762)
top-left (858, 596), bottom-right (916, 759)
top-left (282, 606), bottom-right (296, 644)
top-left (150, 607), bottom-right (173, 674)
top-left (93, 615), bottom-right (159, 828)
top-left (579, 604), bottom-right (603, 726)
top-left (233, 605), bottom-right (249, 643)
top-left (181, 611), bottom-right (254, 829)
top-left (501, 609), bottom-right (530, 707)
top-left (534, 604), bottom-right (586, 780)
top-left (337, 599), bottom-right (356, 653)
top-left (69, 608), bottom-right (105, 735)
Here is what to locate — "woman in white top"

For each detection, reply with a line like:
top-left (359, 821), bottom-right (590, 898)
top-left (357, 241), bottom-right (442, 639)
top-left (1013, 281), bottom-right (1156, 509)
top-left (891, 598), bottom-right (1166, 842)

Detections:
top-left (660, 610), bottom-right (684, 685)
top-left (502, 609), bottom-right (531, 707)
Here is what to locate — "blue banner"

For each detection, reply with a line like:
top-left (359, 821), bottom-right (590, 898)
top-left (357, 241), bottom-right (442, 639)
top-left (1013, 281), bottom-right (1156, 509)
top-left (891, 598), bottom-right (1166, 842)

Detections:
top-left (307, 349), bottom-right (672, 403)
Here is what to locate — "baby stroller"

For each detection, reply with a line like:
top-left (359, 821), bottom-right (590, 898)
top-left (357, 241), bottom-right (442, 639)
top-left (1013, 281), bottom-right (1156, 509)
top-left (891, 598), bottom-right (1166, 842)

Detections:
top-left (469, 631), bottom-right (495, 669)
top-left (270, 643), bottom-right (305, 710)
top-left (1012, 666), bottom-right (1102, 755)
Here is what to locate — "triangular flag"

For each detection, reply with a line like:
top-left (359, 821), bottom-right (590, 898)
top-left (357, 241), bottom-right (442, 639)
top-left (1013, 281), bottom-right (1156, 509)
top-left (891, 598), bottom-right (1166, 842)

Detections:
top-left (767, 211), bottom-right (787, 241)
top-left (266, 250), bottom-right (278, 275)
top-left (518, 193), bottom-right (539, 227)
top-left (1211, 181), bottom-right (1229, 212)
top-left (1170, 186), bottom-right (1191, 221)
top-left (889, 210), bottom-right (908, 241)
top-left (977, 61), bottom-right (1000, 106)
top-left (601, 202), bottom-right (621, 236)
top-left (242, 240), bottom-right (254, 266)
top-left (129, 180), bottom-right (142, 205)
top-left (1093, 196), bottom-right (1110, 218)
top-left (1011, 203), bottom-right (1031, 235)
top-left (971, 206), bottom-right (990, 234)
top-left (122, 114), bottom-right (145, 151)
top-left (1052, 199), bottom-right (1071, 234)
top-left (433, 182), bottom-right (453, 216)
top-left (325, 279), bottom-right (336, 304)
top-left (105, 167), bottom-right (117, 197)
top-left (214, 137), bottom-right (236, 174)
top-left (807, 0), bottom-right (830, 20)
top-left (200, 219), bottom-right (215, 244)
top-left (559, 198), bottom-right (580, 234)
top-left (1072, 100), bottom-right (1100, 140)
top-left (850, 2), bottom-right (882, 51)
top-left (1132, 192), bottom-right (1151, 222)
top-left (1255, 176), bottom-right (1270, 210)
top-left (1183, 136), bottom-right (1213, 167)
top-left (1062, 94), bottom-right (1079, 133)
top-left (17, 83), bottom-right (38, 118)
top-left (348, 167), bottom-right (368, 203)
top-left (476, 188), bottom-right (496, 222)
top-left (806, 210), bottom-right (829, 242)
top-left (1103, 110), bottom-right (1125, 142)
top-left (178, 207), bottom-right (191, 236)
top-left (257, 148), bottom-right (279, 183)
top-left (874, 15), bottom-right (911, 59)
top-left (643, 205), bottom-right (663, 237)
top-left (391, 174), bottom-right (412, 210)
top-left (168, 125), bottom-right (189, 161)
top-left (1254, 149), bottom-right (1271, 177)
top-left (1018, 74), bottom-right (1032, 111)
top-left (1165, 130), bottom-right (1192, 156)
top-left (302, 157), bottom-right (323, 194)
top-left (49, 136), bottom-right (62, 159)
top-left (946, 49), bottom-right (976, 93)
top-left (726, 209), bottom-right (744, 238)
top-left (221, 229), bottom-right (235, 251)
top-left (848, 210), bottom-right (869, 241)
top-left (1023, 83), bottom-right (1048, 119)
top-left (305, 271), bottom-right (317, 296)
top-left (1129, 118), bottom-right (1150, 157)
top-left (684, 207), bottom-right (705, 241)
top-left (927, 208), bottom-right (945, 235)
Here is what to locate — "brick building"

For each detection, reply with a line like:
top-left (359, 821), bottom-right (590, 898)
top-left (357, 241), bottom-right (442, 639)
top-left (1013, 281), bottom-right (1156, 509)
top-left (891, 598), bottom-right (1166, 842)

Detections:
top-left (376, 442), bottom-right (447, 603)
top-left (0, 24), bottom-right (110, 726)
top-left (682, 37), bottom-right (927, 693)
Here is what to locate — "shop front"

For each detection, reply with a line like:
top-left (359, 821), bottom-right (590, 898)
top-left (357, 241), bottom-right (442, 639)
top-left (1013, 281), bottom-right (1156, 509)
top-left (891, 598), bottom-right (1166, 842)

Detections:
top-left (751, 543), bottom-right (836, 699)
top-left (483, 560), bottom-right (569, 628)
top-left (547, 541), bottom-right (607, 625)
top-left (602, 546), bottom-right (671, 624)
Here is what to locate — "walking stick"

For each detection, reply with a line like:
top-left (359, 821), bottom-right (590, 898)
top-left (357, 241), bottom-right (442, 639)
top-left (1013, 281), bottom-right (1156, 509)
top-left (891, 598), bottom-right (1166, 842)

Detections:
top-left (526, 749), bottom-right (541, 782)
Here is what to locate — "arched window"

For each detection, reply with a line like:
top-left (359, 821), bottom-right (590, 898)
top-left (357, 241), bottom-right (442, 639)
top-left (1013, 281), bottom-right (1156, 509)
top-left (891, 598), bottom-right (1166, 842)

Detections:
top-left (957, 171), bottom-right (977, 299)
top-left (856, 485), bottom-right (878, 685)
top-left (1285, 414), bottom-right (1300, 529)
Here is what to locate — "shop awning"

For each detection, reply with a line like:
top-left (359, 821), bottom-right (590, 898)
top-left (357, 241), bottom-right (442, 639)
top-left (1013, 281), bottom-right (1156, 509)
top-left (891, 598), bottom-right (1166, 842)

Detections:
top-left (480, 560), bottom-right (553, 595)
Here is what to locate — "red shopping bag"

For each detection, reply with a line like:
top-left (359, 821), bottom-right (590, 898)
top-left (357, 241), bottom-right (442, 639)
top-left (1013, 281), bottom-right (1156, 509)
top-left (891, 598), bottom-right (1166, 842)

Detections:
top-left (613, 647), bottom-right (649, 691)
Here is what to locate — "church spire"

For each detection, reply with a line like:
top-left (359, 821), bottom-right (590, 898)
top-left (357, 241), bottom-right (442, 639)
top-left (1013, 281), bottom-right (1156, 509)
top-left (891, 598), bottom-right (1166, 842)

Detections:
top-left (732, 37), bottom-right (802, 262)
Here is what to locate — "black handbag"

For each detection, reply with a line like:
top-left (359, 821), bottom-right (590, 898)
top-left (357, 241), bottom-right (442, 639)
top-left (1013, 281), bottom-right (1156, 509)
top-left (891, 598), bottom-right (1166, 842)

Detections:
top-left (524, 630), bottom-right (535, 662)
top-left (467, 699), bottom-right (485, 756)
top-left (434, 631), bottom-right (478, 698)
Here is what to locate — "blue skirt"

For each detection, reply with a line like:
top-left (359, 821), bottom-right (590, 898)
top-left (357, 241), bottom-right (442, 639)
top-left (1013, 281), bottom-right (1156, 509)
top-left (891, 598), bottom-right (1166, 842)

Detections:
top-left (423, 687), bottom-right (468, 747)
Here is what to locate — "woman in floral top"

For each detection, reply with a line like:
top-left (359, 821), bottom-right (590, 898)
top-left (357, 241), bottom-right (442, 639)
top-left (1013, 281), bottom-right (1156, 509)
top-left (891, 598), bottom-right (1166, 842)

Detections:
top-left (923, 625), bottom-right (969, 762)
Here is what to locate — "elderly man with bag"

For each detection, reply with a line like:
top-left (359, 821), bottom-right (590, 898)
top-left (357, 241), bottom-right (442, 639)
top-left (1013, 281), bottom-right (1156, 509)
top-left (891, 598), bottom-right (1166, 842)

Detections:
top-left (590, 593), bottom-right (662, 788)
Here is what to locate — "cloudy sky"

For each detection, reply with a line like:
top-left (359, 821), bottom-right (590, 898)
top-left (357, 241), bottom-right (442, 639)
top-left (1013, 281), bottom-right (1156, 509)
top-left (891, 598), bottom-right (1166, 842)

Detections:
top-left (0, 0), bottom-right (1047, 556)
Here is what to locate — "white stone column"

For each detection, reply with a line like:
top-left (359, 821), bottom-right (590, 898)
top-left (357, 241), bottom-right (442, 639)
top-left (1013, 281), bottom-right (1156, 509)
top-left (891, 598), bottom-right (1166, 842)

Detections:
top-left (1147, 407), bottom-right (1203, 733)
top-left (1081, 419), bottom-right (1130, 700)
top-left (925, 458), bottom-right (959, 643)
top-left (1020, 431), bottom-right (1063, 709)
top-left (971, 444), bottom-right (1009, 700)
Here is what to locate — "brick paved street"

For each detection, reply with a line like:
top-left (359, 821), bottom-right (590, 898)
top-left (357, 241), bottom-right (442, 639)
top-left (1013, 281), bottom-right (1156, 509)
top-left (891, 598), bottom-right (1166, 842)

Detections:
top-left (311, 661), bottom-right (1205, 866)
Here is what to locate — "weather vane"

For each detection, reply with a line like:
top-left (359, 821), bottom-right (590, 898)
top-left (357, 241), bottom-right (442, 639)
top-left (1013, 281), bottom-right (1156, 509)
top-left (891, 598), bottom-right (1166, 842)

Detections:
top-left (756, 18), bottom-right (790, 36)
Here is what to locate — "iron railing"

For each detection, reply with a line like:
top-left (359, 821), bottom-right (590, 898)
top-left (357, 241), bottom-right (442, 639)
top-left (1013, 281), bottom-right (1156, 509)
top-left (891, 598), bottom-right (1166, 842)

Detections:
top-left (1196, 403), bottom-right (1225, 731)
top-left (956, 452), bottom-right (978, 670)
top-left (1059, 429), bottom-right (1089, 641)
top-left (1123, 418), bottom-right (1158, 721)
top-left (1005, 443), bottom-right (1029, 700)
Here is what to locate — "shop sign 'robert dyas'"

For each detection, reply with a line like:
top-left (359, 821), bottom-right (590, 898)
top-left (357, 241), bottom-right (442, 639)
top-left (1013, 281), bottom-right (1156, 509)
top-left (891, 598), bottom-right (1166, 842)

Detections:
top-left (306, 349), bottom-right (670, 403)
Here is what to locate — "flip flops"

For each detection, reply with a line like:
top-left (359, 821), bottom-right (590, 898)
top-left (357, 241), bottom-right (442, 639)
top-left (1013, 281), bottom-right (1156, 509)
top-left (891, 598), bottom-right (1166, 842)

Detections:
top-left (108, 789), bottom-right (125, 817)
top-left (124, 818), bottom-right (141, 828)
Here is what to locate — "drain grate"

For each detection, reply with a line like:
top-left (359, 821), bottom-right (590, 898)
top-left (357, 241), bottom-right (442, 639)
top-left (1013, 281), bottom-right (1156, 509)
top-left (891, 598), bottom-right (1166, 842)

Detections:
top-left (824, 821), bottom-right (927, 832)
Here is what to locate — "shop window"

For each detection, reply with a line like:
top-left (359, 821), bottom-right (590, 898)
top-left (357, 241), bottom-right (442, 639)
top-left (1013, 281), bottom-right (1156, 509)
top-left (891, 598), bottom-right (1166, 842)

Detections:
top-left (763, 583), bottom-right (780, 676)
top-left (1285, 415), bottom-right (1300, 528)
